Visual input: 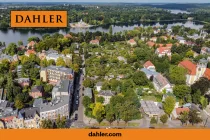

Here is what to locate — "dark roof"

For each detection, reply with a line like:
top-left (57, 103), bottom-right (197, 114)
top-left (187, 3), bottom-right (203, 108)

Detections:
top-left (33, 98), bottom-right (43, 108)
top-left (19, 107), bottom-right (40, 119)
top-left (98, 90), bottom-right (116, 96)
top-left (31, 86), bottom-right (43, 93)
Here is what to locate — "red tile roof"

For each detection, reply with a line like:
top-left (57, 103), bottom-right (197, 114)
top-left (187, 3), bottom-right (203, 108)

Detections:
top-left (128, 39), bottom-right (136, 43)
top-left (147, 41), bottom-right (155, 47)
top-left (157, 47), bottom-right (171, 54)
top-left (26, 50), bottom-right (36, 55)
top-left (143, 61), bottom-right (155, 69)
top-left (176, 108), bottom-right (190, 115)
top-left (64, 34), bottom-right (73, 38)
top-left (179, 60), bottom-right (196, 75)
top-left (1, 116), bottom-right (16, 122)
top-left (27, 41), bottom-right (36, 47)
top-left (90, 39), bottom-right (99, 44)
top-left (204, 68), bottom-right (210, 80)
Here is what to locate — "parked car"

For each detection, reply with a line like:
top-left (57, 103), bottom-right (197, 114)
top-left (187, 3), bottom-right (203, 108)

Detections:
top-left (76, 95), bottom-right (79, 99)
top-left (76, 100), bottom-right (79, 105)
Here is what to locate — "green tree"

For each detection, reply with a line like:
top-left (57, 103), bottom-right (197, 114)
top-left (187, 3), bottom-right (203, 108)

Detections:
top-left (173, 85), bottom-right (191, 99)
top-left (82, 96), bottom-right (92, 108)
top-left (14, 97), bottom-right (24, 109)
top-left (150, 117), bottom-right (157, 124)
top-left (163, 96), bottom-right (176, 116)
top-left (189, 110), bottom-right (202, 126)
top-left (200, 96), bottom-right (208, 109)
top-left (56, 115), bottom-right (66, 128)
top-left (179, 111), bottom-right (189, 125)
top-left (83, 78), bottom-right (94, 88)
top-left (5, 43), bottom-right (17, 56)
top-left (105, 104), bottom-right (115, 125)
top-left (168, 66), bottom-right (187, 85)
top-left (120, 100), bottom-right (141, 125)
top-left (191, 77), bottom-right (210, 95)
top-left (186, 50), bottom-right (194, 58)
top-left (40, 119), bottom-right (53, 129)
top-left (160, 114), bottom-right (168, 124)
top-left (56, 57), bottom-right (66, 67)
top-left (192, 90), bottom-right (201, 104)
top-left (132, 71), bottom-right (149, 86)
top-left (18, 40), bottom-right (23, 46)
top-left (92, 102), bottom-right (105, 125)
top-left (171, 53), bottom-right (182, 65)
top-left (96, 96), bottom-right (105, 104)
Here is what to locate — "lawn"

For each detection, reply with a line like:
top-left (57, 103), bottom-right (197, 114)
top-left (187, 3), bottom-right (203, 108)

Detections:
top-left (141, 96), bottom-right (157, 102)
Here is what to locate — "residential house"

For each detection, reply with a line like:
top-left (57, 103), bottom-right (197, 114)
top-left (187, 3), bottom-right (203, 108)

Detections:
top-left (40, 95), bottom-right (70, 120)
top-left (30, 86), bottom-right (44, 99)
top-left (147, 41), bottom-right (155, 47)
top-left (84, 88), bottom-right (93, 100)
top-left (117, 56), bottom-right (127, 63)
top-left (40, 66), bottom-right (74, 83)
top-left (0, 54), bottom-right (13, 62)
top-left (140, 100), bottom-right (162, 117)
top-left (155, 47), bottom-right (171, 57)
top-left (176, 36), bottom-right (186, 44)
top-left (201, 47), bottom-right (210, 55)
top-left (98, 90), bottom-right (116, 105)
top-left (178, 59), bottom-right (210, 85)
top-left (150, 37), bottom-right (157, 42)
top-left (17, 78), bottom-right (30, 87)
top-left (127, 39), bottom-right (137, 46)
top-left (95, 82), bottom-right (103, 92)
top-left (64, 34), bottom-right (73, 39)
top-left (143, 61), bottom-right (156, 71)
top-left (160, 36), bottom-right (168, 40)
top-left (153, 74), bottom-right (172, 93)
top-left (172, 107), bottom-right (190, 119)
top-left (0, 108), bottom-right (18, 129)
top-left (141, 68), bottom-right (159, 79)
top-left (25, 49), bottom-right (36, 57)
top-left (27, 41), bottom-right (36, 49)
top-left (90, 39), bottom-right (99, 45)
top-left (52, 80), bottom-right (73, 99)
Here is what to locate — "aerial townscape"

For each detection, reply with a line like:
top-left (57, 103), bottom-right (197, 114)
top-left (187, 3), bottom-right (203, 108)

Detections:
top-left (1, 2), bottom-right (210, 129)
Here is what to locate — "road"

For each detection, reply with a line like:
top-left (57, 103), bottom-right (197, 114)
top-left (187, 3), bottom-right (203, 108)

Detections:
top-left (70, 53), bottom-right (86, 128)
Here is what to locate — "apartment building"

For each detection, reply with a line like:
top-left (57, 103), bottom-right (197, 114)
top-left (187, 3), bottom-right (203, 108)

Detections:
top-left (40, 66), bottom-right (74, 83)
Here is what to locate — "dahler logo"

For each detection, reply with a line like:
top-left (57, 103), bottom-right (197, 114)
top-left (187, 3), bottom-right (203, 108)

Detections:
top-left (10, 11), bottom-right (67, 27)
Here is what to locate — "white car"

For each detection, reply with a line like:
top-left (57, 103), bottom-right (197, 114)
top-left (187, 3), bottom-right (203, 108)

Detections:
top-left (76, 100), bottom-right (79, 105)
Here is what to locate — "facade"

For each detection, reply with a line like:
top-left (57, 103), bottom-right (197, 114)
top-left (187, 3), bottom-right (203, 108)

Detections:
top-left (155, 47), bottom-right (171, 57)
top-left (98, 90), bottom-right (116, 105)
top-left (40, 95), bottom-right (70, 120)
top-left (178, 59), bottom-right (210, 85)
top-left (40, 66), bottom-right (74, 83)
top-left (30, 86), bottom-right (44, 99)
top-left (46, 53), bottom-right (72, 62)
top-left (18, 107), bottom-right (41, 129)
top-left (95, 82), bottom-right (103, 92)
top-left (52, 80), bottom-right (73, 99)
top-left (153, 74), bottom-right (172, 93)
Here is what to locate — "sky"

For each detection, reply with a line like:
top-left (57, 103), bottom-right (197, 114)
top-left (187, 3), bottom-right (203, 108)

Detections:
top-left (0, 0), bottom-right (209, 3)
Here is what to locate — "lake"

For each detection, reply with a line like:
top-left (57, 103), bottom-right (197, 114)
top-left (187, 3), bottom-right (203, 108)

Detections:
top-left (168, 9), bottom-right (190, 14)
top-left (0, 20), bottom-right (203, 46)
